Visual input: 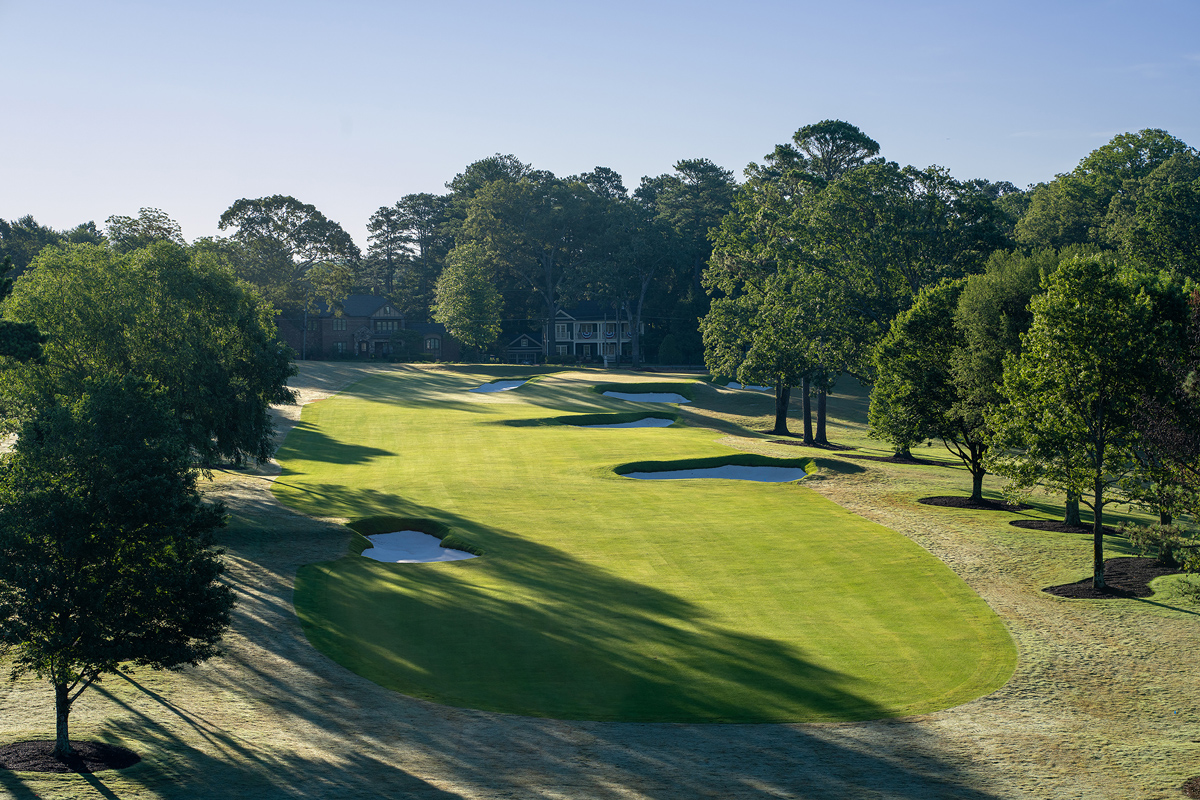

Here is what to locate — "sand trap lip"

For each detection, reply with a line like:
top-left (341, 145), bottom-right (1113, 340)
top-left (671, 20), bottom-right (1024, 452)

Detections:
top-left (727, 382), bottom-right (770, 391)
top-left (579, 417), bottom-right (674, 429)
top-left (602, 391), bottom-right (690, 404)
top-left (469, 380), bottom-right (528, 393)
top-left (626, 465), bottom-right (808, 482)
top-left (361, 531), bottom-right (477, 563)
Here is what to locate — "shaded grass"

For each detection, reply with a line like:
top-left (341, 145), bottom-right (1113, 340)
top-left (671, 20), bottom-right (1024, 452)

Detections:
top-left (276, 369), bottom-right (1016, 723)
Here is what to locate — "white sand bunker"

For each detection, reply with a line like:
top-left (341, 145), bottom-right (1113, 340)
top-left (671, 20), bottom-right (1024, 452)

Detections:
top-left (727, 382), bottom-right (770, 391)
top-left (626, 465), bottom-right (808, 482)
top-left (362, 531), bottom-right (477, 563)
top-left (580, 417), bottom-right (674, 429)
top-left (602, 391), bottom-right (690, 404)
top-left (470, 380), bottom-right (528, 393)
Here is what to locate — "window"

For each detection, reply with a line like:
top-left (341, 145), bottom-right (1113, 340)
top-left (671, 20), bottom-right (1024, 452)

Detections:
top-left (306, 319), bottom-right (318, 331)
top-left (555, 323), bottom-right (569, 340)
top-left (556, 344), bottom-right (568, 356)
top-left (382, 305), bottom-right (395, 315)
top-left (374, 320), bottom-right (399, 333)
top-left (605, 323), bottom-right (616, 339)
top-left (334, 342), bottom-right (345, 354)
top-left (604, 343), bottom-right (616, 356)
top-left (578, 323), bottom-right (596, 340)
top-left (425, 337), bottom-right (441, 351)
top-left (333, 318), bottom-right (347, 331)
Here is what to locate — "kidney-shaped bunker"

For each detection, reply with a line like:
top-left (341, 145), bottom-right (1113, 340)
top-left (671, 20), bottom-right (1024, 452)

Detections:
top-left (616, 454), bottom-right (815, 483)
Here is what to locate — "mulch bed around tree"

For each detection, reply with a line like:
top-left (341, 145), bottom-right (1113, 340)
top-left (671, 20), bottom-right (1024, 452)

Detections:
top-left (1183, 775), bottom-right (1200, 799)
top-left (917, 496), bottom-right (1031, 512)
top-left (843, 453), bottom-right (951, 466)
top-left (0, 740), bottom-right (140, 773)
top-left (1044, 557), bottom-right (1181, 599)
top-left (1009, 519), bottom-right (1123, 537)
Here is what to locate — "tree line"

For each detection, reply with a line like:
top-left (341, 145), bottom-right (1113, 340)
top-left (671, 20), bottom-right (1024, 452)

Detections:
top-left (2, 154), bottom-right (741, 365)
top-left (702, 122), bottom-right (1200, 591)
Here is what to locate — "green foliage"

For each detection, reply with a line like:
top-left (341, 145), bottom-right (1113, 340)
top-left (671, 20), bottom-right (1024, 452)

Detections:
top-left (1120, 523), bottom-right (1199, 569)
top-left (987, 255), bottom-right (1183, 586)
top-left (104, 207), bottom-right (186, 253)
top-left (218, 195), bottom-right (361, 312)
top-left (0, 376), bottom-right (234, 753)
top-left (433, 242), bottom-right (503, 351)
top-left (1016, 129), bottom-right (1194, 250)
top-left (869, 279), bottom-right (965, 455)
top-left (1, 242), bottom-right (296, 463)
top-left (0, 265), bottom-right (45, 363)
top-left (388, 328), bottom-right (425, 361)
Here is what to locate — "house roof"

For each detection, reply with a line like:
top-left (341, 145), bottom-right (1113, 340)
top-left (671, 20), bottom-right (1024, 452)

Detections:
top-left (555, 300), bottom-right (617, 320)
top-left (317, 294), bottom-right (400, 319)
top-left (407, 322), bottom-right (449, 335)
top-left (506, 332), bottom-right (543, 349)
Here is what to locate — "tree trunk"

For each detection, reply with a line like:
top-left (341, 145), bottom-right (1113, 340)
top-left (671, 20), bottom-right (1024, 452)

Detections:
top-left (815, 387), bottom-right (828, 444)
top-left (54, 682), bottom-right (73, 757)
top-left (771, 383), bottom-right (791, 435)
top-left (970, 468), bottom-right (985, 503)
top-left (1064, 491), bottom-right (1082, 526)
top-left (1092, 480), bottom-right (1106, 590)
top-left (802, 378), bottom-right (814, 445)
top-left (1160, 508), bottom-right (1173, 527)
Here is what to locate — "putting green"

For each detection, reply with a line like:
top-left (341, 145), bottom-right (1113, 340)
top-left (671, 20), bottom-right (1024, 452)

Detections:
top-left (277, 368), bottom-right (1015, 723)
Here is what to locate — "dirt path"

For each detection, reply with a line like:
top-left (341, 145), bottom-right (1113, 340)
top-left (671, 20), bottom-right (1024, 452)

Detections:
top-left (1, 363), bottom-right (1196, 799)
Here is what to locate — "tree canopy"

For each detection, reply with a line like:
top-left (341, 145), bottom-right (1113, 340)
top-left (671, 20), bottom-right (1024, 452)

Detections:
top-left (1, 241), bottom-right (295, 464)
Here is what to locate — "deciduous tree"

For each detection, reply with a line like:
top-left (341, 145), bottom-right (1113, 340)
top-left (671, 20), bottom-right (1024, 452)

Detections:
top-left (2, 242), bottom-right (295, 464)
top-left (433, 242), bottom-right (503, 354)
top-left (987, 256), bottom-right (1182, 588)
top-left (0, 376), bottom-right (234, 757)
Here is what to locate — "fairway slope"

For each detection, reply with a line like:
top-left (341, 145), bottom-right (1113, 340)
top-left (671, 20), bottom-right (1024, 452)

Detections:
top-left (276, 369), bottom-right (1016, 723)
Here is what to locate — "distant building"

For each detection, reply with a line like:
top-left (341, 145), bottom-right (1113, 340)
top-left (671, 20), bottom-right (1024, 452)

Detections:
top-left (546, 301), bottom-right (642, 362)
top-left (277, 295), bottom-right (460, 360)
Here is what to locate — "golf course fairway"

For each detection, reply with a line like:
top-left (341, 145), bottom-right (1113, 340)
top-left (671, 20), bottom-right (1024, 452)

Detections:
top-left (277, 368), bottom-right (1016, 723)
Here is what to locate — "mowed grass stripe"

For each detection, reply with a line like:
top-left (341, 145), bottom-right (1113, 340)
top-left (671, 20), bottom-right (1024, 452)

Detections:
top-left (277, 369), bottom-right (1015, 723)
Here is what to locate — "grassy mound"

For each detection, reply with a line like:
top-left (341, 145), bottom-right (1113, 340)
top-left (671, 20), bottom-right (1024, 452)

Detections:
top-left (590, 381), bottom-right (701, 401)
top-left (279, 369), bottom-right (1016, 723)
top-left (614, 453), bottom-right (816, 477)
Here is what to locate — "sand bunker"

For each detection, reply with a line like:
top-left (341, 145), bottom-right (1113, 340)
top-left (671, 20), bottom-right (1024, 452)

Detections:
top-left (580, 417), bottom-right (674, 429)
top-left (469, 380), bottom-right (528, 393)
top-left (361, 531), bottom-right (477, 563)
top-left (602, 391), bottom-right (690, 404)
top-left (626, 465), bottom-right (808, 482)
top-left (727, 382), bottom-right (769, 391)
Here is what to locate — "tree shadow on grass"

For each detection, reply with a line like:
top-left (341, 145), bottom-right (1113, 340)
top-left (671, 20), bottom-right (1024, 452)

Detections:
top-left (0, 473), bottom-right (1013, 800)
top-left (274, 484), bottom-right (997, 726)
top-left (273, 422), bottom-right (395, 466)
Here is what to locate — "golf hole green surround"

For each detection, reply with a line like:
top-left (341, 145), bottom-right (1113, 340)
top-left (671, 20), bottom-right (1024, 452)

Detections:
top-left (614, 453), bottom-right (817, 477)
top-left (345, 516), bottom-right (483, 557)
top-left (590, 381), bottom-right (701, 400)
top-left (282, 369), bottom-right (1017, 724)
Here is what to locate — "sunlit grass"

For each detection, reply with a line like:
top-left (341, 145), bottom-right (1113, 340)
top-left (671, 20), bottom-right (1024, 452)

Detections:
top-left (276, 368), bottom-right (1016, 722)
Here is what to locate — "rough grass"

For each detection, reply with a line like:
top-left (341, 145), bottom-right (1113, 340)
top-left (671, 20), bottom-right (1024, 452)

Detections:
top-left (1, 363), bottom-right (1197, 798)
top-left (277, 369), bottom-right (1016, 723)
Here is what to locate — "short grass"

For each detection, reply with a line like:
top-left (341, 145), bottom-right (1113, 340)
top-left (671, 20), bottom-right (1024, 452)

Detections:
top-left (275, 368), bottom-right (1016, 723)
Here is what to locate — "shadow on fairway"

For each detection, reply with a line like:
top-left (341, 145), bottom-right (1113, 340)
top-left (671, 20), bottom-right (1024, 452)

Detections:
top-left (0, 477), bottom-right (1010, 800)
top-left (280, 484), bottom-right (905, 724)
top-left (274, 422), bottom-right (395, 465)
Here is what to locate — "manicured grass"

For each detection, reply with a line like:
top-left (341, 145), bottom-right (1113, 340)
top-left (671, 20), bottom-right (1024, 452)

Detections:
top-left (276, 368), bottom-right (1016, 723)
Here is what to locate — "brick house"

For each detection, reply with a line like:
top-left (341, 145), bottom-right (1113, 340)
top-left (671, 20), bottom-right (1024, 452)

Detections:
top-left (278, 295), bottom-right (460, 360)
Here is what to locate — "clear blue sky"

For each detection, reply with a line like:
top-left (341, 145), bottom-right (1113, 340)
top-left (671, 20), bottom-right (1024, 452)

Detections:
top-left (3, 0), bottom-right (1198, 248)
